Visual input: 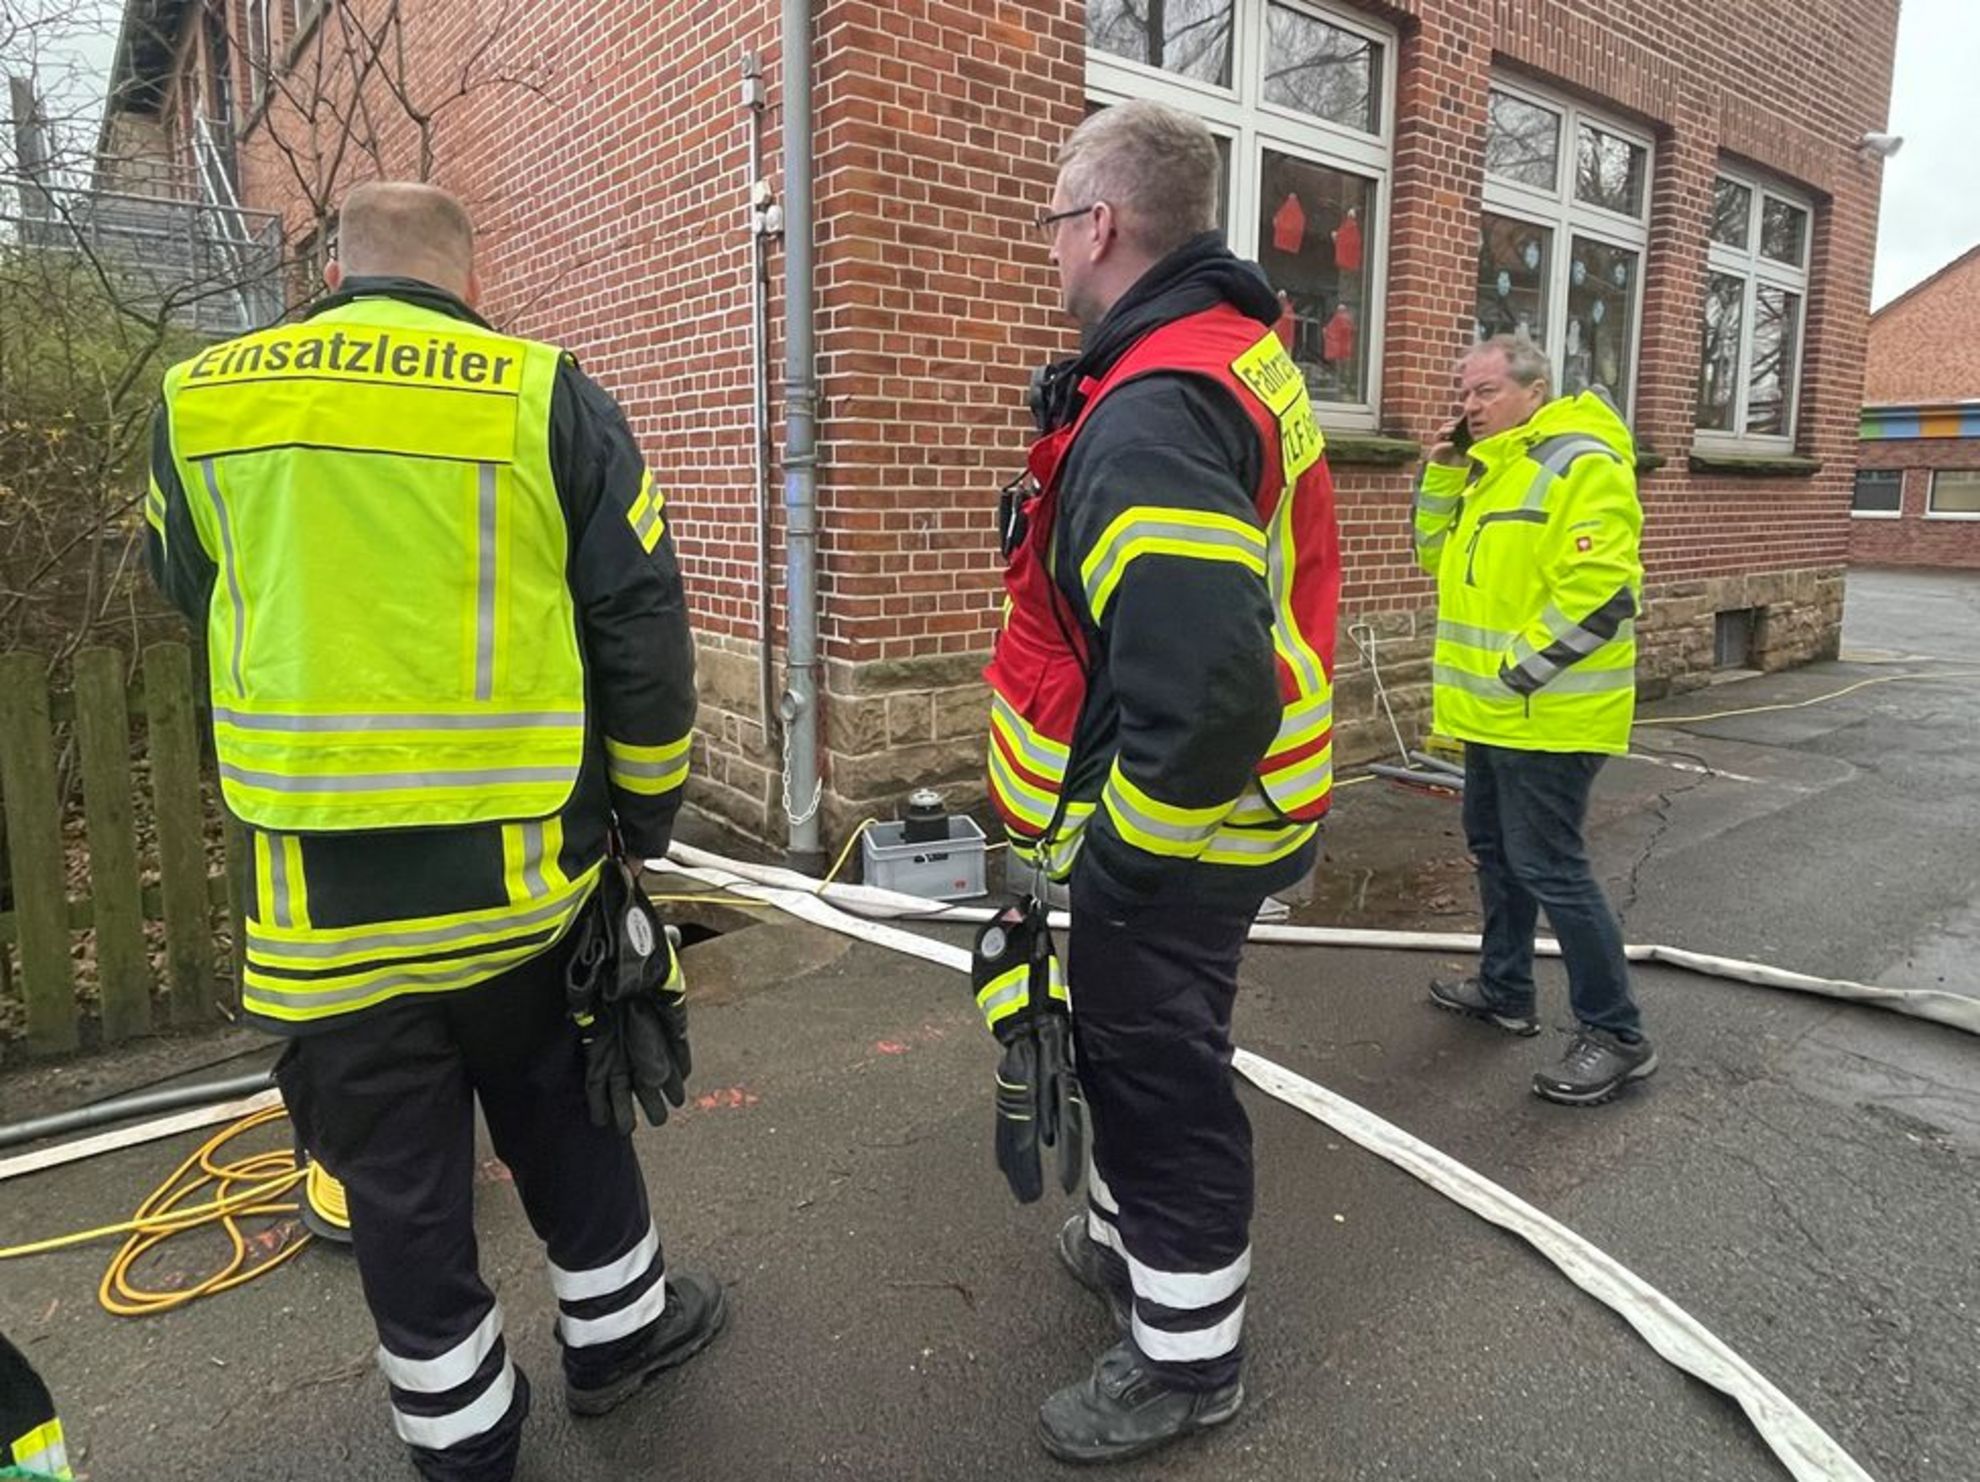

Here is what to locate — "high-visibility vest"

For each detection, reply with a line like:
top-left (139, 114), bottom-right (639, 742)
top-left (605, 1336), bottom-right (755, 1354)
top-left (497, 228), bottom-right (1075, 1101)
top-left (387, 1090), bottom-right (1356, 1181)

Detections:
top-left (160, 298), bottom-right (586, 832)
top-left (984, 304), bottom-right (1340, 882)
top-left (1412, 391), bottom-right (1643, 754)
top-left (159, 299), bottom-right (604, 1026)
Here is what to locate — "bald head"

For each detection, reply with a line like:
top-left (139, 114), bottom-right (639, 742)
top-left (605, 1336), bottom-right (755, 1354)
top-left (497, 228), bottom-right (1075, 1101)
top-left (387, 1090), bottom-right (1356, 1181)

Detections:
top-left (329, 182), bottom-right (477, 302)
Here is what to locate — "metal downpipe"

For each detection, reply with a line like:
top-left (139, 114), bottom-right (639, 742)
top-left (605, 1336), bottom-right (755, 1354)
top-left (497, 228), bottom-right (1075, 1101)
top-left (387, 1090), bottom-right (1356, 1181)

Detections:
top-left (780, 0), bottom-right (825, 872)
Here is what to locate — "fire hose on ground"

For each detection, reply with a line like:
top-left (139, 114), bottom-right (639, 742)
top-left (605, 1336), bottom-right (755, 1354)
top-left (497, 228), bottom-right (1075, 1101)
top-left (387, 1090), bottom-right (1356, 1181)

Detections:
top-left (5, 839), bottom-right (1969, 1480)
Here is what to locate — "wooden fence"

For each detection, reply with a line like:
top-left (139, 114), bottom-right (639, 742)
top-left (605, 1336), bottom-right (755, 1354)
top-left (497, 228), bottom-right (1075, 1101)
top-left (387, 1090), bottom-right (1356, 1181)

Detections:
top-left (0, 642), bottom-right (242, 1058)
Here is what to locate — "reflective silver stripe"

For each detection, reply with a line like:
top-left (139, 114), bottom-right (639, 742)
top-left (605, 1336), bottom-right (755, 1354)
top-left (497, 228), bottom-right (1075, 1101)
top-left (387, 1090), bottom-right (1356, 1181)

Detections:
top-left (1102, 778), bottom-right (1221, 850)
top-left (1133, 1300), bottom-right (1247, 1363)
top-left (990, 693), bottom-right (1068, 774)
top-left (247, 886), bottom-right (585, 960)
top-left (14, 1440), bottom-right (69, 1477)
top-left (377, 1306), bottom-right (504, 1394)
top-left (1437, 619), bottom-right (1514, 651)
top-left (244, 937), bottom-right (554, 1012)
top-left (391, 1360), bottom-right (518, 1450)
top-left (976, 978), bottom-right (1028, 1025)
top-left (221, 762), bottom-right (569, 792)
top-left (607, 755), bottom-right (684, 783)
top-left (213, 707), bottom-right (583, 732)
top-left (632, 499), bottom-right (664, 550)
top-left (1538, 665), bottom-right (1636, 695)
top-left (1273, 691), bottom-right (1333, 746)
top-left (200, 459), bottom-right (247, 694)
top-left (1203, 823), bottom-right (1313, 858)
top-left (558, 1270), bottom-right (670, 1348)
top-left (267, 832), bottom-right (293, 930)
top-left (1436, 663), bottom-right (1520, 699)
top-left (550, 1225), bottom-right (659, 1303)
top-left (1125, 1245), bottom-right (1251, 1310)
top-left (1266, 501), bottom-right (1323, 696)
top-left (474, 462), bottom-right (498, 702)
top-left (1082, 516), bottom-right (1266, 618)
top-left (1415, 490), bottom-right (1459, 515)
top-left (519, 823), bottom-right (548, 898)
top-left (1530, 432), bottom-right (1619, 478)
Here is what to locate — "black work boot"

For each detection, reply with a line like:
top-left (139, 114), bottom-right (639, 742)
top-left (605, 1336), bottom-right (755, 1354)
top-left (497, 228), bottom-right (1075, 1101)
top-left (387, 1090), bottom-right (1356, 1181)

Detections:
top-left (1429, 976), bottom-right (1540, 1036)
top-left (1057, 1214), bottom-right (1132, 1330)
top-left (1532, 1028), bottom-right (1658, 1107)
top-left (563, 1270), bottom-right (728, 1417)
top-left (1038, 1341), bottom-right (1243, 1465)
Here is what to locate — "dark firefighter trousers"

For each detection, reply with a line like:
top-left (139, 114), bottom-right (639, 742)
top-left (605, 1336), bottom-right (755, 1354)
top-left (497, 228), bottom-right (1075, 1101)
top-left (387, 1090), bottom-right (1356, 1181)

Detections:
top-left (275, 933), bottom-right (667, 1482)
top-left (1068, 868), bottom-right (1258, 1392)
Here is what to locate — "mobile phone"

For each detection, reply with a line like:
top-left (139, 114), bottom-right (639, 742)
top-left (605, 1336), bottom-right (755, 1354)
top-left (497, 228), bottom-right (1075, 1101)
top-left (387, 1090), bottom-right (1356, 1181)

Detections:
top-left (1445, 417), bottom-right (1474, 453)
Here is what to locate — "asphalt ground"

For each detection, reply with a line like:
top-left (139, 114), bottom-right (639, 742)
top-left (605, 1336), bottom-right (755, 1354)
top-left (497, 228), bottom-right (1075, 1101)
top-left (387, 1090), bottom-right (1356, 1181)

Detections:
top-left (2, 566), bottom-right (1976, 1481)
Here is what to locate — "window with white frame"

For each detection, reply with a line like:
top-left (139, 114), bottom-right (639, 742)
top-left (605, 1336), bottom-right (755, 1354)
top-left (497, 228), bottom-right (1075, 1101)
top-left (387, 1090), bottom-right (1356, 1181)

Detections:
top-left (1928, 470), bottom-right (1980, 518)
top-left (1477, 78), bottom-right (1652, 418)
top-left (1697, 168), bottom-right (1811, 446)
top-left (1850, 468), bottom-right (1902, 518)
top-left (246, 0), bottom-right (272, 111)
top-left (1086, 0), bottom-right (1394, 427)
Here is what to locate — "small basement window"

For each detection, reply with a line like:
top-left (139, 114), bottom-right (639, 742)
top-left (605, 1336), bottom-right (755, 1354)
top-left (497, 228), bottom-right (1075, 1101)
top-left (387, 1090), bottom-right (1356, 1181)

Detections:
top-left (1714, 607), bottom-right (1758, 670)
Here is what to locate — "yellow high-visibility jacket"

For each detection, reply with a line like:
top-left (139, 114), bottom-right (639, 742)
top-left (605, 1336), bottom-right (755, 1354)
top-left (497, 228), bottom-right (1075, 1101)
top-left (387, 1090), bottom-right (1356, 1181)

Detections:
top-left (1412, 391), bottom-right (1643, 755)
top-left (147, 279), bottom-right (696, 1027)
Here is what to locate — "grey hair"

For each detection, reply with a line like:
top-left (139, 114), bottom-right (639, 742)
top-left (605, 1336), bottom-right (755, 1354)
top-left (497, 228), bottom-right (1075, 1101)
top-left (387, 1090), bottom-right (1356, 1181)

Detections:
top-left (1057, 100), bottom-right (1221, 258)
top-left (1464, 333), bottom-right (1553, 394)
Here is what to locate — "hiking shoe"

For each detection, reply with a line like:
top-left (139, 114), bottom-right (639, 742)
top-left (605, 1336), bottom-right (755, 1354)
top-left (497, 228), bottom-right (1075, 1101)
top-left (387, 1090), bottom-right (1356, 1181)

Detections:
top-left (1038, 1341), bottom-right (1243, 1465)
top-left (1429, 977), bottom-right (1540, 1037)
top-left (1532, 1029), bottom-right (1658, 1107)
top-left (563, 1270), bottom-right (728, 1417)
top-left (1057, 1214), bottom-right (1132, 1331)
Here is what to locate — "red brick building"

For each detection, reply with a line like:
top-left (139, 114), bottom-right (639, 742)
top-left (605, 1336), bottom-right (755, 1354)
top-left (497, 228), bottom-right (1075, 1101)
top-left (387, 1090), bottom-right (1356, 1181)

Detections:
top-left (1853, 244), bottom-right (1980, 569)
top-left (99, 0), bottom-right (1902, 852)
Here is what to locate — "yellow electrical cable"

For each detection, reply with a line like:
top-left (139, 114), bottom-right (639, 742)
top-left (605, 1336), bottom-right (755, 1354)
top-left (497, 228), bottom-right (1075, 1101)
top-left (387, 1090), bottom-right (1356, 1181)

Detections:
top-left (1633, 669), bottom-right (1980, 728)
top-left (0, 1105), bottom-right (313, 1316)
top-left (821, 817), bottom-right (878, 890)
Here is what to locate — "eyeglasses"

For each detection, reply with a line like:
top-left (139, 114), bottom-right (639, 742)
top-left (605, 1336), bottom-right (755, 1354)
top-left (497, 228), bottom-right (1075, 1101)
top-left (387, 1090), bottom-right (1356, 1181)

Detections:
top-left (1034, 203), bottom-right (1098, 237)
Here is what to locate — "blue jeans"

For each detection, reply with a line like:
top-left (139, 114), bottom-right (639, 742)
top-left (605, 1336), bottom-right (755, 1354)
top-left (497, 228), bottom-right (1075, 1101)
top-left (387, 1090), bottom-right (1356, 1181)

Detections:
top-left (1462, 743), bottom-right (1643, 1038)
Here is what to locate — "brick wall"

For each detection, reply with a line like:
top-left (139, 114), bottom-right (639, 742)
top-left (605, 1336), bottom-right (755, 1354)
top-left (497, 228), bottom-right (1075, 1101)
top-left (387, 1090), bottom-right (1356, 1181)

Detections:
top-left (135, 0), bottom-right (1900, 850)
top-left (1850, 438), bottom-right (1980, 569)
top-left (1865, 247), bottom-right (1980, 404)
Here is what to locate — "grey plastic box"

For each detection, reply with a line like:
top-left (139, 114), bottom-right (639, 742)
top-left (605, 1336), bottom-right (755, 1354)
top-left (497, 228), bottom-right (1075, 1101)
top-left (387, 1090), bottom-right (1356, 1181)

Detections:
top-left (860, 815), bottom-right (988, 901)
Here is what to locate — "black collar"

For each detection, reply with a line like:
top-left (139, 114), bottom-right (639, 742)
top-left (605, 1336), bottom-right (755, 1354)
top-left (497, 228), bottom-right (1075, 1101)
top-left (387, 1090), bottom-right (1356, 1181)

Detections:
top-left (306, 275), bottom-right (493, 329)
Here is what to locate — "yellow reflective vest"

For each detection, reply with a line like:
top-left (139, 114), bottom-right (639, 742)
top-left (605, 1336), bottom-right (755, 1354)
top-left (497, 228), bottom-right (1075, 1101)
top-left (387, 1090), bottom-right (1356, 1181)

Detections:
top-left (1412, 392), bottom-right (1643, 755)
top-left (160, 299), bottom-right (585, 830)
top-left (149, 288), bottom-right (695, 1027)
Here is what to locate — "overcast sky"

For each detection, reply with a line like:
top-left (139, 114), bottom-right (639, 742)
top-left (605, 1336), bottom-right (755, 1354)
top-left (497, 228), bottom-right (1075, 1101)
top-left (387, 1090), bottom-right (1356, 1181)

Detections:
top-left (14, 2), bottom-right (1973, 308)
top-left (1872, 0), bottom-right (1980, 308)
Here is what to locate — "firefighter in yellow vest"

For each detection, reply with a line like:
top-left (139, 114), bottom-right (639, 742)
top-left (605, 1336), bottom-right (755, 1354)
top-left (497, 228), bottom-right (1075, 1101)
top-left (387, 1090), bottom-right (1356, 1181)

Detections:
top-left (1413, 334), bottom-right (1657, 1106)
top-left (146, 183), bottom-right (724, 1481)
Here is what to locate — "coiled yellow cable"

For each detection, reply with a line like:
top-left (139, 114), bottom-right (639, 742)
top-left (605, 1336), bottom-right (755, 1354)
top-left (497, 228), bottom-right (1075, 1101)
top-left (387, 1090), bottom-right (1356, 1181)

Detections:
top-left (0, 1106), bottom-right (314, 1316)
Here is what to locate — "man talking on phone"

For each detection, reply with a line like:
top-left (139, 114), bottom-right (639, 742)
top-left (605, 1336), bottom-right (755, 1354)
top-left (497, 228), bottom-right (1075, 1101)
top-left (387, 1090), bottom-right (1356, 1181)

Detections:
top-left (1411, 334), bottom-right (1654, 1107)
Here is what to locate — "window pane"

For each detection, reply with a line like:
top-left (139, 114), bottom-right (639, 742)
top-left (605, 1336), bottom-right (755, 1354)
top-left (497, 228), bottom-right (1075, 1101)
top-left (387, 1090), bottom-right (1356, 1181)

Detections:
top-left (1760, 196), bottom-right (1808, 266)
top-left (1564, 238), bottom-right (1637, 405)
top-left (1710, 177), bottom-right (1751, 248)
top-left (1574, 123), bottom-right (1646, 217)
top-left (1475, 213), bottom-right (1550, 344)
top-left (1087, 0), bottom-right (1234, 87)
top-left (1851, 470), bottom-right (1902, 514)
top-left (1258, 149), bottom-right (1375, 405)
top-left (1930, 471), bottom-right (1980, 515)
top-left (1263, 4), bottom-right (1381, 134)
top-left (1744, 284), bottom-right (1801, 436)
top-left (1485, 90), bottom-right (1560, 190)
top-left (1697, 272), bottom-right (1745, 432)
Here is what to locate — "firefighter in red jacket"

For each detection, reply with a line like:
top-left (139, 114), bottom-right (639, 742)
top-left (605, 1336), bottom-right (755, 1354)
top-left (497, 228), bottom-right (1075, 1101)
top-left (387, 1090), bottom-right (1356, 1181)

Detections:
top-left (986, 99), bottom-right (1341, 1463)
